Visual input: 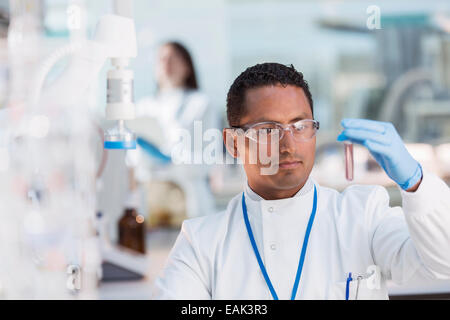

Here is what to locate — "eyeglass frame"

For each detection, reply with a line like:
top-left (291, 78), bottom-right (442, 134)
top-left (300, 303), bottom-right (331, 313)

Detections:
top-left (228, 119), bottom-right (320, 144)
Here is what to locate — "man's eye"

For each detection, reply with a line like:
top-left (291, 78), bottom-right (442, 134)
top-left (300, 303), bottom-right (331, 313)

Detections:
top-left (295, 125), bottom-right (306, 131)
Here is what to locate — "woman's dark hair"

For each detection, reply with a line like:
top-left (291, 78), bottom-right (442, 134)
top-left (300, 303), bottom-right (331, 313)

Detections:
top-left (226, 63), bottom-right (314, 126)
top-left (164, 41), bottom-right (198, 90)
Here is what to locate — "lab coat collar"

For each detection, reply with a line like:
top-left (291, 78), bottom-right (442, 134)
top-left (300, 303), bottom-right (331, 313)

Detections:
top-left (243, 176), bottom-right (316, 218)
top-left (244, 176), bottom-right (314, 202)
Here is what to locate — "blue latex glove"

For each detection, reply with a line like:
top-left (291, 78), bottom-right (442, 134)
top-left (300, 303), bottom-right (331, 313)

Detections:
top-left (337, 119), bottom-right (422, 190)
top-left (137, 137), bottom-right (172, 165)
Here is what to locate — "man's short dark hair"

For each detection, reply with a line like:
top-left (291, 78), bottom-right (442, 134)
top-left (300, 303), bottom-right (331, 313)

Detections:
top-left (226, 63), bottom-right (314, 127)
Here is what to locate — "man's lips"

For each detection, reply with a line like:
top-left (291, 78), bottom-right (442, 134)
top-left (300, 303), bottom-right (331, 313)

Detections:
top-left (278, 160), bottom-right (302, 169)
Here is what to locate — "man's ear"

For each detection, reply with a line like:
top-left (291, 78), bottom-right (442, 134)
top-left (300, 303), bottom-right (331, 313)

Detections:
top-left (223, 128), bottom-right (238, 159)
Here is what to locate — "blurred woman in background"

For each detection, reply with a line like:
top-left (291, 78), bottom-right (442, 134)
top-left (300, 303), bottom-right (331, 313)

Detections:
top-left (135, 41), bottom-right (218, 223)
top-left (138, 41), bottom-right (215, 151)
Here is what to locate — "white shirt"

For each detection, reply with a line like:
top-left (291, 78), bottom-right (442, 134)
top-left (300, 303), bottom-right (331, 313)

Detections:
top-left (152, 170), bottom-right (450, 299)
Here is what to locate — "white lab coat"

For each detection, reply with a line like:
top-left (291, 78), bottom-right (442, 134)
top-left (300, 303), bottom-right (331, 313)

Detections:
top-left (152, 170), bottom-right (450, 299)
top-left (136, 88), bottom-right (215, 154)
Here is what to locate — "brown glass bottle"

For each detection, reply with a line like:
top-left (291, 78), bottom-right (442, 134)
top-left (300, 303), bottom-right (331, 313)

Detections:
top-left (118, 207), bottom-right (146, 254)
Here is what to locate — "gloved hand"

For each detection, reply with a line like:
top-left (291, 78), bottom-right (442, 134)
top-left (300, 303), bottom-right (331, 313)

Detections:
top-left (337, 119), bottom-right (422, 190)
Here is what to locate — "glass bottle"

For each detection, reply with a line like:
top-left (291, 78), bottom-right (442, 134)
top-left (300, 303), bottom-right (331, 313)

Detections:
top-left (118, 206), bottom-right (146, 254)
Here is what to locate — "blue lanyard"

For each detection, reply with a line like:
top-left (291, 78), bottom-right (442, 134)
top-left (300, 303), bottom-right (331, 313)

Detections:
top-left (242, 185), bottom-right (318, 300)
top-left (346, 273), bottom-right (353, 300)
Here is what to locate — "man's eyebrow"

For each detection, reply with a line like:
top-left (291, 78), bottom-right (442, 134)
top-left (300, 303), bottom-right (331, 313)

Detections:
top-left (289, 114), bottom-right (309, 123)
top-left (287, 112), bottom-right (313, 123)
top-left (248, 117), bottom-right (272, 123)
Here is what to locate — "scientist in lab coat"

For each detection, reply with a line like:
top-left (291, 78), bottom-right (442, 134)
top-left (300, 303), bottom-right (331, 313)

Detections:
top-left (136, 41), bottom-right (218, 219)
top-left (153, 63), bottom-right (450, 300)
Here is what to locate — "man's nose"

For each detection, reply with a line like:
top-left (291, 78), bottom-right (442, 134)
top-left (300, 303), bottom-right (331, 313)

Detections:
top-left (279, 127), bottom-right (297, 153)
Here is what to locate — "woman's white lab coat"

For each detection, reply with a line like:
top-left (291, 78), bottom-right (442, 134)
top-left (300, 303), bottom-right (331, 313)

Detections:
top-left (153, 170), bottom-right (450, 299)
top-left (136, 89), bottom-right (218, 218)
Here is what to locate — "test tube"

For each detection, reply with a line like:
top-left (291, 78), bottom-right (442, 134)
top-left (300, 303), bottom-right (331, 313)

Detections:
top-left (344, 141), bottom-right (354, 181)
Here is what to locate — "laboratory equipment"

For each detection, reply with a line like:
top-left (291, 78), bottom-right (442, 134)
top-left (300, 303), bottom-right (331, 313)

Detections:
top-left (95, 206), bottom-right (149, 282)
top-left (118, 191), bottom-right (146, 254)
top-left (97, 154), bottom-right (149, 282)
top-left (338, 119), bottom-right (423, 190)
top-left (97, 209), bottom-right (149, 282)
top-left (0, 0), bottom-right (141, 299)
top-left (118, 207), bottom-right (146, 254)
top-left (344, 141), bottom-right (354, 181)
top-left (1, 0), bottom-right (83, 300)
top-left (104, 120), bottom-right (137, 150)
top-left (104, 47), bottom-right (137, 149)
top-left (100, 245), bottom-right (149, 282)
top-left (31, 12), bottom-right (138, 150)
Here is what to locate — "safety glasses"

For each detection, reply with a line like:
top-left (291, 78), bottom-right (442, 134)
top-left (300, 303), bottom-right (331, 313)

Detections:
top-left (230, 119), bottom-right (320, 145)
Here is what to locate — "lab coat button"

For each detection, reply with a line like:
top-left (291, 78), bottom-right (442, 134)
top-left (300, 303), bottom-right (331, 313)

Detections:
top-left (268, 207), bottom-right (274, 213)
top-left (270, 244), bottom-right (277, 250)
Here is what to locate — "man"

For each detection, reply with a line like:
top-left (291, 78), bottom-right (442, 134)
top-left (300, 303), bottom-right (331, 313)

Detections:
top-left (153, 63), bottom-right (450, 299)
